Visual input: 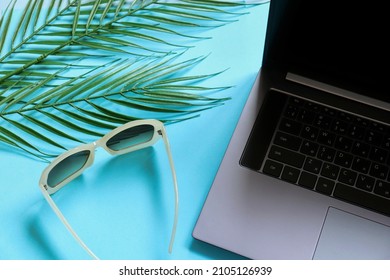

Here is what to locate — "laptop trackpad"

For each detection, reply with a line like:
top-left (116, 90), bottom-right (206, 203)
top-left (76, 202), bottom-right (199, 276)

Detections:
top-left (313, 207), bottom-right (390, 259)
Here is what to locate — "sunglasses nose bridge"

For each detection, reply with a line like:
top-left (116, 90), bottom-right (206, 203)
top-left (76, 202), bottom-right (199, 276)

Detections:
top-left (93, 139), bottom-right (113, 155)
top-left (93, 139), bottom-right (105, 149)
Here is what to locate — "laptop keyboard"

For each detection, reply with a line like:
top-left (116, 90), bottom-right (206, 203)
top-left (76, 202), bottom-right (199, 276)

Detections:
top-left (262, 95), bottom-right (390, 216)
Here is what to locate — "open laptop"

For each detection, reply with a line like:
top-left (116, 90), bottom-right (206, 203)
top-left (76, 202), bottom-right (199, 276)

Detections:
top-left (193, 0), bottom-right (390, 259)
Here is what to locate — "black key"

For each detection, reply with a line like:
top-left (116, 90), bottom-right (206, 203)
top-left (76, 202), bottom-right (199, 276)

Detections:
top-left (305, 101), bottom-right (322, 111)
top-left (284, 104), bottom-right (300, 119)
top-left (281, 166), bottom-right (300, 183)
top-left (317, 130), bottom-right (336, 146)
top-left (297, 109), bottom-right (316, 124)
top-left (298, 171), bottom-right (317, 190)
top-left (369, 163), bottom-right (389, 180)
top-left (339, 112), bottom-right (354, 123)
top-left (334, 136), bottom-right (353, 152)
top-left (356, 174), bottom-right (375, 192)
top-left (334, 151), bottom-right (353, 168)
top-left (331, 120), bottom-right (349, 134)
top-left (300, 140), bottom-right (319, 157)
top-left (288, 97), bottom-right (304, 107)
top-left (352, 157), bottom-right (371, 173)
top-left (279, 118), bottom-right (302, 135)
top-left (321, 106), bottom-right (337, 117)
top-left (338, 168), bottom-right (357, 186)
top-left (351, 141), bottom-right (370, 157)
top-left (316, 177), bottom-right (335, 195)
top-left (268, 145), bottom-right (305, 168)
top-left (263, 160), bottom-right (283, 178)
top-left (301, 125), bottom-right (318, 141)
top-left (370, 121), bottom-right (386, 133)
top-left (365, 130), bottom-right (383, 146)
top-left (351, 157), bottom-right (371, 174)
top-left (348, 125), bottom-right (365, 140)
top-left (313, 114), bottom-right (332, 129)
top-left (374, 180), bottom-right (390, 199)
top-left (288, 97), bottom-right (299, 105)
top-left (355, 116), bottom-right (371, 128)
top-left (318, 146), bottom-right (336, 162)
top-left (303, 157), bottom-right (322, 174)
top-left (382, 134), bottom-right (390, 150)
top-left (274, 131), bottom-right (302, 151)
top-left (369, 147), bottom-right (388, 163)
top-left (321, 163), bottom-right (340, 180)
top-left (334, 183), bottom-right (390, 216)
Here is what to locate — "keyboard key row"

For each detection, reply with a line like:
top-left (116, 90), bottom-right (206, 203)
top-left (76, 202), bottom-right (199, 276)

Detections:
top-left (270, 143), bottom-right (390, 182)
top-left (263, 157), bottom-right (382, 191)
top-left (287, 97), bottom-right (389, 132)
top-left (284, 100), bottom-right (390, 149)
top-left (281, 118), bottom-right (390, 163)
top-left (262, 159), bottom-right (390, 216)
top-left (274, 122), bottom-right (390, 176)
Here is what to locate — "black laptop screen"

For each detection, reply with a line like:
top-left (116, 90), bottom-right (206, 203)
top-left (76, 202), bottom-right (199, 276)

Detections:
top-left (263, 0), bottom-right (389, 103)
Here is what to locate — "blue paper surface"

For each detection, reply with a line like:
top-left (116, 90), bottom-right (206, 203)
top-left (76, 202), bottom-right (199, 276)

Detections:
top-left (0, 1), bottom-right (269, 260)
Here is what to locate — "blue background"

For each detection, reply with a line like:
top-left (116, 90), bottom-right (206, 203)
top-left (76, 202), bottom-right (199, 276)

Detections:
top-left (0, 1), bottom-right (269, 260)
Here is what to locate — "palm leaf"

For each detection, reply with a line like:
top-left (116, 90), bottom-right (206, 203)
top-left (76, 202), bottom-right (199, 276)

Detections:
top-left (0, 0), bottom-right (266, 160)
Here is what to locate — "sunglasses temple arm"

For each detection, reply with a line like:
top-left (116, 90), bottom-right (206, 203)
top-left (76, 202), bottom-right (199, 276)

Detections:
top-left (160, 127), bottom-right (179, 254)
top-left (39, 185), bottom-right (100, 260)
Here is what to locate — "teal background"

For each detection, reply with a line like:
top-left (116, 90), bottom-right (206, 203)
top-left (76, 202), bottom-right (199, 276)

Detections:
top-left (0, 1), bottom-right (269, 260)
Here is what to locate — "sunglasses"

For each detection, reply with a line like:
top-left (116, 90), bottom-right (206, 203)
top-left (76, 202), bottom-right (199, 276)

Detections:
top-left (39, 119), bottom-right (178, 259)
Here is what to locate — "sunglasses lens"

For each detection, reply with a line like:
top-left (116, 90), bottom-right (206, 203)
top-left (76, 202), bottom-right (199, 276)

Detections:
top-left (47, 150), bottom-right (90, 188)
top-left (106, 124), bottom-right (155, 151)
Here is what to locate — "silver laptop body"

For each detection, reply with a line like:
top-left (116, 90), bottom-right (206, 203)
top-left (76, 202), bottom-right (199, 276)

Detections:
top-left (193, 0), bottom-right (390, 259)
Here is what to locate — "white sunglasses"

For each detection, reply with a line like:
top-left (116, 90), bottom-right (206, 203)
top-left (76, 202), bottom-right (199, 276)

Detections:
top-left (39, 119), bottom-right (178, 259)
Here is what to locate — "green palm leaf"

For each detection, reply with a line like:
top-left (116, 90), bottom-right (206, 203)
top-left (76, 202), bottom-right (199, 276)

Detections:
top-left (0, 0), bottom-right (264, 160)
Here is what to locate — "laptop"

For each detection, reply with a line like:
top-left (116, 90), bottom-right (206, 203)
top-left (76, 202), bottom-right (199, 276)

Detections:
top-left (193, 0), bottom-right (390, 259)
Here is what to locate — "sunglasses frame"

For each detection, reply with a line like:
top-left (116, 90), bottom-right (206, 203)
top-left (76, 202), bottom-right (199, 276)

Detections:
top-left (39, 119), bottom-right (178, 259)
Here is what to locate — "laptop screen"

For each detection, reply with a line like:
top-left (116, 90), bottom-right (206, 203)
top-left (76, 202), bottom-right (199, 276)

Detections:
top-left (263, 0), bottom-right (389, 103)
